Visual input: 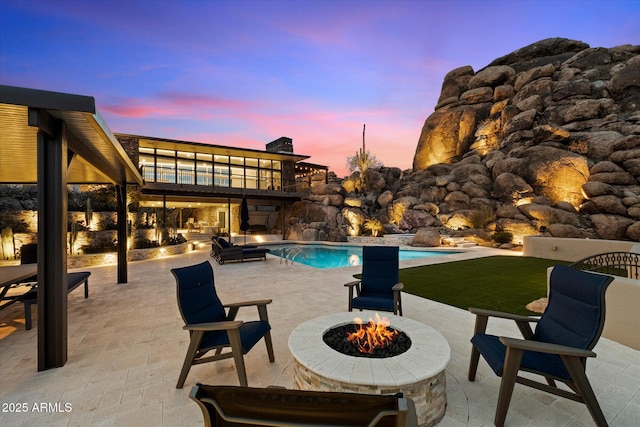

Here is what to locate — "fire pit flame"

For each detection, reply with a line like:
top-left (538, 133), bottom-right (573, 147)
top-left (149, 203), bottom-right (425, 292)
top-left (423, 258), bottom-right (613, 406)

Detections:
top-left (347, 313), bottom-right (398, 354)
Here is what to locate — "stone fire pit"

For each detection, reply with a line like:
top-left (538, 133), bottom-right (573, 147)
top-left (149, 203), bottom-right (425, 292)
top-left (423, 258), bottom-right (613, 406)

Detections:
top-left (289, 311), bottom-right (450, 427)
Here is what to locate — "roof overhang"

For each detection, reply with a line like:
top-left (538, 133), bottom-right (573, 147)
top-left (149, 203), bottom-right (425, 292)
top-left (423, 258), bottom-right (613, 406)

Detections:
top-left (0, 85), bottom-right (143, 185)
top-left (128, 134), bottom-right (311, 163)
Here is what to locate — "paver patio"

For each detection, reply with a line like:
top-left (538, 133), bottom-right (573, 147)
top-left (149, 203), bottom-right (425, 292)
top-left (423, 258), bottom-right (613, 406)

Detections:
top-left (1, 247), bottom-right (638, 426)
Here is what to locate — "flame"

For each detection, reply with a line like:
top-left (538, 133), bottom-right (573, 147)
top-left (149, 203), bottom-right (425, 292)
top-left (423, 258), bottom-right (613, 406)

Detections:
top-left (347, 313), bottom-right (398, 354)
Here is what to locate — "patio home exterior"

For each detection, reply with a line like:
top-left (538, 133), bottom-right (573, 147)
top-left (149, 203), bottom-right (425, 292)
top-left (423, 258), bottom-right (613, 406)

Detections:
top-left (115, 134), bottom-right (327, 237)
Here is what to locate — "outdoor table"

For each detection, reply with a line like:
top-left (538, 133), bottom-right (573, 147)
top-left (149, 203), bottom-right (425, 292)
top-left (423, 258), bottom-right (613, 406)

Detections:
top-left (0, 264), bottom-right (38, 309)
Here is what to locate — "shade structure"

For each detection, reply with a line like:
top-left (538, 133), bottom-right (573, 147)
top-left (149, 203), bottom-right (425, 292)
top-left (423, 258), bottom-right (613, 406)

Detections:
top-left (0, 85), bottom-right (143, 371)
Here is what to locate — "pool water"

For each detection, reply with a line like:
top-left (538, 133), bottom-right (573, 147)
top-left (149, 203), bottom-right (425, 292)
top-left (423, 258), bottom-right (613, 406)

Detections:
top-left (268, 244), bottom-right (459, 269)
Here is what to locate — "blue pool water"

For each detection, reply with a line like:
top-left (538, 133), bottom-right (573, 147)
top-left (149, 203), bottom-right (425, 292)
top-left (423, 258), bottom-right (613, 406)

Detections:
top-left (268, 244), bottom-right (459, 269)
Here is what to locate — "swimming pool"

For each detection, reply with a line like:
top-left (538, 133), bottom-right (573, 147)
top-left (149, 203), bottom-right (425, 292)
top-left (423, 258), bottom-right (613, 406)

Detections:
top-left (268, 244), bottom-right (459, 269)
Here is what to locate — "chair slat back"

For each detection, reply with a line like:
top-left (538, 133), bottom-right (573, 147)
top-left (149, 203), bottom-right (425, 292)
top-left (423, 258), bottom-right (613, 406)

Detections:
top-left (172, 261), bottom-right (226, 326)
top-left (534, 264), bottom-right (613, 350)
top-left (192, 384), bottom-right (404, 427)
top-left (217, 237), bottom-right (232, 248)
top-left (361, 246), bottom-right (399, 296)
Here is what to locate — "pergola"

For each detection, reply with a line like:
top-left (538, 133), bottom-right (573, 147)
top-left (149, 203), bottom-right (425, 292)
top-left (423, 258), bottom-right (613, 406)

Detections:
top-left (0, 85), bottom-right (143, 371)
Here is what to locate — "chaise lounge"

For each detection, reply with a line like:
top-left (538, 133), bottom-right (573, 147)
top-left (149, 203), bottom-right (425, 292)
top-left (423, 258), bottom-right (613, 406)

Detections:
top-left (21, 271), bottom-right (91, 330)
top-left (210, 237), bottom-right (270, 265)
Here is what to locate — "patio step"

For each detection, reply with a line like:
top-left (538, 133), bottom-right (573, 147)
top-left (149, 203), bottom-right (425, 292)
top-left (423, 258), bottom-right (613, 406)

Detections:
top-left (444, 236), bottom-right (478, 248)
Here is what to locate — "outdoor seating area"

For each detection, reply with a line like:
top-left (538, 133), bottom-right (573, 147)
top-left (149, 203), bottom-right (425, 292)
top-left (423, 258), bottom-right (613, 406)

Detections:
top-left (0, 243), bottom-right (92, 330)
top-left (21, 271), bottom-right (91, 330)
top-left (0, 248), bottom-right (639, 426)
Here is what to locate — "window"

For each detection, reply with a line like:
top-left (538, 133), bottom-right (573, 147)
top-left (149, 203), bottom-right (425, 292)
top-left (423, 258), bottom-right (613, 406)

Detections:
top-left (259, 169), bottom-right (272, 189)
top-left (156, 149), bottom-right (175, 157)
top-left (139, 154), bottom-right (155, 181)
top-left (156, 159), bottom-right (175, 183)
top-left (177, 160), bottom-right (194, 185)
top-left (230, 166), bottom-right (244, 188)
top-left (259, 159), bottom-right (272, 169)
top-left (177, 151), bottom-right (195, 159)
top-left (273, 171), bottom-right (281, 190)
top-left (197, 162), bottom-right (212, 186)
top-left (214, 154), bottom-right (229, 164)
top-left (230, 156), bottom-right (244, 166)
top-left (214, 165), bottom-right (229, 187)
top-left (245, 168), bottom-right (258, 189)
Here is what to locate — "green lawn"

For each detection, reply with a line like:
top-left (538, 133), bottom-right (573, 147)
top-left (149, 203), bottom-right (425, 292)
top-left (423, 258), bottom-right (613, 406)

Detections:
top-left (399, 256), bottom-right (569, 315)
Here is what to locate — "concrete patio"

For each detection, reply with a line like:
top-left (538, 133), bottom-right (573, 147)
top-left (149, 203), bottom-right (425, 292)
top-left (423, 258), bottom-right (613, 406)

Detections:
top-left (1, 247), bottom-right (638, 426)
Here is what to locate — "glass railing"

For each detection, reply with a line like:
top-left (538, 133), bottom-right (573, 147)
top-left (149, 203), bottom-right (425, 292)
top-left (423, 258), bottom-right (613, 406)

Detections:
top-left (141, 165), bottom-right (284, 191)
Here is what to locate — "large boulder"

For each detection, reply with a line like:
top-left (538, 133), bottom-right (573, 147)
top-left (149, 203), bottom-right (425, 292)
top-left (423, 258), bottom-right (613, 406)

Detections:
top-left (488, 38), bottom-right (589, 70)
top-left (412, 228), bottom-right (442, 247)
top-left (342, 207), bottom-right (366, 236)
top-left (290, 201), bottom-right (338, 225)
top-left (519, 146), bottom-right (590, 207)
top-left (582, 181), bottom-right (619, 198)
top-left (307, 194), bottom-right (344, 207)
top-left (468, 65), bottom-right (516, 89)
top-left (518, 203), bottom-right (585, 228)
top-left (437, 65), bottom-right (474, 106)
top-left (413, 104), bottom-right (491, 169)
top-left (492, 173), bottom-right (534, 202)
top-left (589, 195), bottom-right (628, 215)
top-left (377, 190), bottom-right (394, 207)
top-left (548, 223), bottom-right (596, 239)
top-left (311, 183), bottom-right (347, 197)
top-left (590, 214), bottom-right (635, 240)
top-left (627, 221), bottom-right (640, 241)
top-left (399, 209), bottom-right (437, 230)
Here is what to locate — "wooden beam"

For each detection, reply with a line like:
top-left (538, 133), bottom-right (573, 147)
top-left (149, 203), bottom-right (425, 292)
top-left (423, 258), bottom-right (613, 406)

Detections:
top-left (37, 117), bottom-right (68, 371)
top-left (116, 183), bottom-right (128, 283)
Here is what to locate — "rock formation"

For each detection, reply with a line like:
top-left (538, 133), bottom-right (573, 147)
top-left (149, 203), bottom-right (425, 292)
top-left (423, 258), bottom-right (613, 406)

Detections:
top-left (288, 38), bottom-right (640, 244)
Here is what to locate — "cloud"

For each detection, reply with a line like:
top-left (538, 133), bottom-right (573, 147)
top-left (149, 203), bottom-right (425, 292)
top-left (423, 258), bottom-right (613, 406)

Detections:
top-left (99, 92), bottom-right (257, 119)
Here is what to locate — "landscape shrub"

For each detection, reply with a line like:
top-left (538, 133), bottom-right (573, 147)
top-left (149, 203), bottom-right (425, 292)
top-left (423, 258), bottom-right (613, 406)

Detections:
top-left (491, 231), bottom-right (513, 244)
top-left (81, 235), bottom-right (117, 254)
top-left (468, 207), bottom-right (496, 228)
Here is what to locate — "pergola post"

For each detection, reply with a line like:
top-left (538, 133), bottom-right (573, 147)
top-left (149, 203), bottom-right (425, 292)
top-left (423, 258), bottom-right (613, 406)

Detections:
top-left (116, 183), bottom-right (128, 283)
top-left (34, 110), bottom-right (68, 371)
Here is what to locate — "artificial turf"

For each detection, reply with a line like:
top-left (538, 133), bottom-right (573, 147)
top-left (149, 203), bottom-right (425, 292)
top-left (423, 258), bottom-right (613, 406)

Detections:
top-left (399, 256), bottom-right (569, 315)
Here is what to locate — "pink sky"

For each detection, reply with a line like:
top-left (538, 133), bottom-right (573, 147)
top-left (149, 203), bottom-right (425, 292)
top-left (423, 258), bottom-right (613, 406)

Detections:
top-left (1, 0), bottom-right (638, 176)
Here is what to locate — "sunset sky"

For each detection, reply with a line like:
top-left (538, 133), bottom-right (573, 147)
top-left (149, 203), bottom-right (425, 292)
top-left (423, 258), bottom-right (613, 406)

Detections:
top-left (1, 0), bottom-right (638, 176)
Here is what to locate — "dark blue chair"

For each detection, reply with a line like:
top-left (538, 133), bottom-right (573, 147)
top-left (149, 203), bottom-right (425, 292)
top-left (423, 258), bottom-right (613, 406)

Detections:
top-left (345, 246), bottom-right (403, 316)
top-left (468, 264), bottom-right (614, 427)
top-left (172, 261), bottom-right (275, 389)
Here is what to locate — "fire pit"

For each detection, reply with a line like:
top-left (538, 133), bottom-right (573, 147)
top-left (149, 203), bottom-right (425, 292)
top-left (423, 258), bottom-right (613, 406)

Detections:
top-left (289, 311), bottom-right (450, 427)
top-left (323, 313), bottom-right (412, 358)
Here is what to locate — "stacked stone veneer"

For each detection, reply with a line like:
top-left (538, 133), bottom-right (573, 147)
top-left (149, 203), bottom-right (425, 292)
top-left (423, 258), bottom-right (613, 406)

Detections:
top-left (289, 312), bottom-right (450, 427)
top-left (293, 361), bottom-right (446, 427)
top-left (347, 235), bottom-right (415, 246)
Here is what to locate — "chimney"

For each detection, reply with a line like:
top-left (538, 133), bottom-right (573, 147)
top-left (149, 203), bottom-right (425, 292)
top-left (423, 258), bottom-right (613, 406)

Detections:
top-left (266, 137), bottom-right (293, 153)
